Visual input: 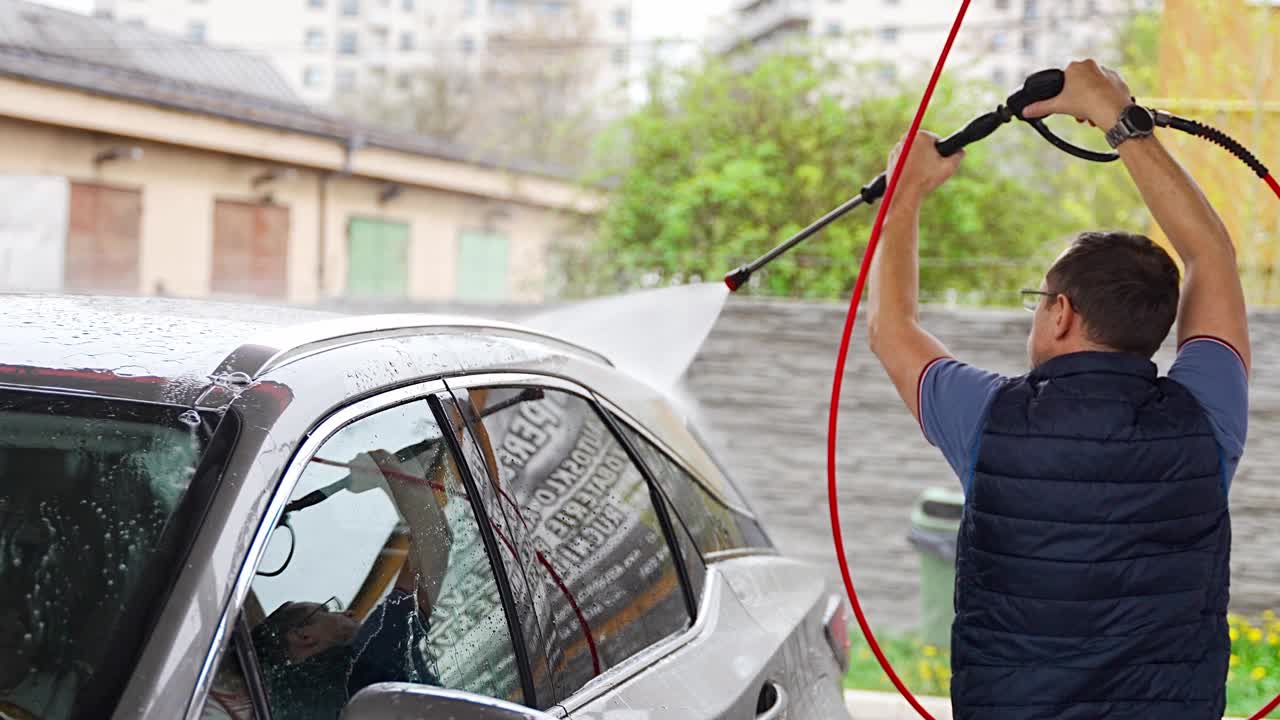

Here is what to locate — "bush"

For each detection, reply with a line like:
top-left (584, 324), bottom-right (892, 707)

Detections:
top-left (845, 617), bottom-right (1280, 717)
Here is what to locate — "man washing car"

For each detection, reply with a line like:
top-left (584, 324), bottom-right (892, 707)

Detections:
top-left (868, 59), bottom-right (1249, 719)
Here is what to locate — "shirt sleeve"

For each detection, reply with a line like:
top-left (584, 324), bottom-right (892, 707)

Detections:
top-left (918, 358), bottom-right (1008, 494)
top-left (1167, 337), bottom-right (1249, 492)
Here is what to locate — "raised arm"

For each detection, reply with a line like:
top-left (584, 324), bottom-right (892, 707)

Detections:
top-left (1023, 59), bottom-right (1250, 372)
top-left (867, 131), bottom-right (964, 424)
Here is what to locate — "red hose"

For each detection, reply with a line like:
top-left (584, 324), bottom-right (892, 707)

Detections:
top-left (825, 6), bottom-right (1280, 719)
top-left (826, 3), bottom-right (971, 719)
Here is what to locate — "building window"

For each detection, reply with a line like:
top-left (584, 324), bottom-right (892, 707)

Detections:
top-left (991, 30), bottom-right (1008, 50)
top-left (303, 66), bottom-right (324, 87)
top-left (994, 0), bottom-right (1009, 8)
top-left (399, 31), bottom-right (414, 50)
top-left (612, 46), bottom-right (627, 65)
top-left (305, 28), bottom-right (325, 50)
top-left (880, 26), bottom-right (899, 42)
top-left (1023, 0), bottom-right (1037, 18)
top-left (461, 35), bottom-right (475, 54)
top-left (338, 30), bottom-right (359, 54)
top-left (463, 0), bottom-right (476, 17)
top-left (493, 0), bottom-right (517, 15)
top-left (396, 73), bottom-right (413, 90)
top-left (539, 0), bottom-right (566, 15)
top-left (186, 20), bottom-right (207, 43)
top-left (336, 67), bottom-right (357, 90)
top-left (371, 27), bottom-right (389, 50)
top-left (308, 0), bottom-right (325, 7)
top-left (1021, 31), bottom-right (1035, 55)
top-left (341, 0), bottom-right (359, 16)
top-left (877, 64), bottom-right (897, 83)
top-left (401, 0), bottom-right (413, 9)
top-left (825, 21), bottom-right (842, 36)
top-left (991, 67), bottom-right (1007, 86)
top-left (613, 6), bottom-right (629, 28)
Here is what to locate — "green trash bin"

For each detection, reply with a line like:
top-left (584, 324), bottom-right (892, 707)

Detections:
top-left (908, 487), bottom-right (965, 649)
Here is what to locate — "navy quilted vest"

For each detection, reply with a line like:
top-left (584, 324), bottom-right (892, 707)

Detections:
top-left (951, 351), bottom-right (1231, 720)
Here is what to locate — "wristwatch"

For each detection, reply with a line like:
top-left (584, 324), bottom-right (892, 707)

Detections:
top-left (1105, 104), bottom-right (1155, 149)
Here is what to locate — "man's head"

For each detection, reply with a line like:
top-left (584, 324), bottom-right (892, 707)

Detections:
top-left (252, 599), bottom-right (359, 665)
top-left (1026, 231), bottom-right (1180, 367)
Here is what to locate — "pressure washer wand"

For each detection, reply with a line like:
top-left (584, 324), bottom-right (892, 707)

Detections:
top-left (724, 69), bottom-right (1073, 292)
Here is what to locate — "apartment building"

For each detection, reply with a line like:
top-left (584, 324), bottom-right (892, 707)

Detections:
top-left (90, 0), bottom-right (634, 110)
top-left (712, 0), bottom-right (1160, 88)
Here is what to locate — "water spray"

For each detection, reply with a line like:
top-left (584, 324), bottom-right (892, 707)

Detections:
top-left (719, 25), bottom-right (1280, 720)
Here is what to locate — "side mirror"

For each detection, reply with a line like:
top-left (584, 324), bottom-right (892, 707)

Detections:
top-left (341, 683), bottom-right (560, 720)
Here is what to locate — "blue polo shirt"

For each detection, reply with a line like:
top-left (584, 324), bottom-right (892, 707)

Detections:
top-left (919, 338), bottom-right (1249, 494)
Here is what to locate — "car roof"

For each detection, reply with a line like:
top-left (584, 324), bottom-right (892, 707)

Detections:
top-left (0, 293), bottom-right (611, 405)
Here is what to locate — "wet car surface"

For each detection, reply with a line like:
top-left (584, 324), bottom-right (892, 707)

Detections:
top-left (0, 294), bottom-right (853, 720)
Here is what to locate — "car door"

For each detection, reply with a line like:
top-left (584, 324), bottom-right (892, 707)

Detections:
top-left (190, 381), bottom-right (559, 719)
top-left (447, 374), bottom-right (807, 719)
top-left (602, 405), bottom-right (853, 720)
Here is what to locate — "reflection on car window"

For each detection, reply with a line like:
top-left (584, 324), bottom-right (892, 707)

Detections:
top-left (0, 390), bottom-right (206, 720)
top-left (462, 387), bottom-right (689, 701)
top-left (199, 638), bottom-right (258, 720)
top-left (614, 420), bottom-right (770, 557)
top-left (247, 399), bottom-right (521, 720)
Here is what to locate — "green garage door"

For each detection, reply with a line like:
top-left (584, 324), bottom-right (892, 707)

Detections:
top-left (347, 218), bottom-right (410, 298)
top-left (456, 230), bottom-right (510, 301)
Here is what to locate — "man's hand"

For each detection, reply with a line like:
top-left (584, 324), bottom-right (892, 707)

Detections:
top-left (887, 131), bottom-right (964, 205)
top-left (1022, 59), bottom-right (1133, 129)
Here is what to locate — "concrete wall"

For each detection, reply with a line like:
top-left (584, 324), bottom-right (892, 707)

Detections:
top-left (0, 115), bottom-right (580, 303)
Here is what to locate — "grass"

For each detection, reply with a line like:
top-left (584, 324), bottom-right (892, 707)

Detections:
top-left (843, 612), bottom-right (1280, 717)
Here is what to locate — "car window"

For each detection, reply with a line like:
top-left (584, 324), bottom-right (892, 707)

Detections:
top-left (613, 419), bottom-right (771, 557)
top-left (0, 389), bottom-right (210, 720)
top-left (457, 386), bottom-right (690, 702)
top-left (199, 635), bottom-right (259, 720)
top-left (246, 399), bottom-right (524, 720)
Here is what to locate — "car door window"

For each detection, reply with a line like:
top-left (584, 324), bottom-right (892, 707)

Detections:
top-left (613, 420), bottom-right (770, 557)
top-left (246, 399), bottom-right (524, 720)
top-left (456, 386), bottom-right (689, 701)
top-left (199, 633), bottom-right (260, 720)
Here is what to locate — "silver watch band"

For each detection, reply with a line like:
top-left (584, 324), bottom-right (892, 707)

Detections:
top-left (1105, 105), bottom-right (1152, 149)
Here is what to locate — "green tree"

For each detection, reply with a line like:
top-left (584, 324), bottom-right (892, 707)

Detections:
top-left (562, 53), bottom-right (1098, 304)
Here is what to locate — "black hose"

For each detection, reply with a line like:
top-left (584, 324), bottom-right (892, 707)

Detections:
top-left (1159, 112), bottom-right (1270, 178)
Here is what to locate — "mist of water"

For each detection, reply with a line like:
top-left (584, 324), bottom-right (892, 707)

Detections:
top-left (523, 282), bottom-right (731, 402)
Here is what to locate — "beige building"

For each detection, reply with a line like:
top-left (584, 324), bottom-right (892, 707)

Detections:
top-left (0, 1), bottom-right (602, 305)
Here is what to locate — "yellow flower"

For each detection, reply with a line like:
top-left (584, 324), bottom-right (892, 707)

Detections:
top-left (1264, 610), bottom-right (1276, 622)
top-left (918, 661), bottom-right (934, 680)
top-left (1230, 628), bottom-right (1240, 642)
top-left (1269, 633), bottom-right (1279, 647)
top-left (1249, 628), bottom-right (1263, 644)
top-left (1252, 667), bottom-right (1268, 681)
top-left (1230, 654), bottom-right (1240, 667)
top-left (923, 645), bottom-right (939, 658)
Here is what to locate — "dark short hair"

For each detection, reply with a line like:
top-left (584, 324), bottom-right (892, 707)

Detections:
top-left (251, 602), bottom-right (312, 665)
top-left (1045, 231), bottom-right (1181, 358)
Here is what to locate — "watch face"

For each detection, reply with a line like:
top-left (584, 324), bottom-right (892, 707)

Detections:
top-left (1125, 105), bottom-right (1155, 132)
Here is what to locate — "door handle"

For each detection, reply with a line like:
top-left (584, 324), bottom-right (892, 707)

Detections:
top-left (755, 680), bottom-right (788, 720)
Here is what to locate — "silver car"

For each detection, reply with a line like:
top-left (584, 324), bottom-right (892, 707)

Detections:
top-left (0, 295), bottom-right (853, 720)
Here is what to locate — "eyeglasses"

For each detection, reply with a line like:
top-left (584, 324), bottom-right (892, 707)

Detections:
top-left (298, 596), bottom-right (344, 627)
top-left (1020, 289), bottom-right (1059, 312)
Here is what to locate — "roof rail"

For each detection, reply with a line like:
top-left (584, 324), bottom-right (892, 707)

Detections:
top-left (211, 314), bottom-right (613, 381)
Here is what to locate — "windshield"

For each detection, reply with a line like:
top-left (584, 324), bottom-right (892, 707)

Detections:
top-left (0, 389), bottom-right (209, 720)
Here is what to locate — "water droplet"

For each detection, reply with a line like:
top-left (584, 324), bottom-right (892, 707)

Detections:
top-left (22, 634), bottom-right (32, 643)
top-left (118, 564), bottom-right (126, 572)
